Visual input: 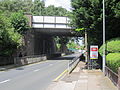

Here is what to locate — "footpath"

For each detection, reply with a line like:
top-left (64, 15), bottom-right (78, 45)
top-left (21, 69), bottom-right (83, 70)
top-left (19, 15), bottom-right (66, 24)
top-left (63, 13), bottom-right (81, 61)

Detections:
top-left (47, 61), bottom-right (117, 90)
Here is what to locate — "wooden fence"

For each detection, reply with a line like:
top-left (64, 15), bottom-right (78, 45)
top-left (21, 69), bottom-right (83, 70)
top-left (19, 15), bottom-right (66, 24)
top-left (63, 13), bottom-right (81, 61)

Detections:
top-left (118, 68), bottom-right (120, 90)
top-left (105, 66), bottom-right (120, 90)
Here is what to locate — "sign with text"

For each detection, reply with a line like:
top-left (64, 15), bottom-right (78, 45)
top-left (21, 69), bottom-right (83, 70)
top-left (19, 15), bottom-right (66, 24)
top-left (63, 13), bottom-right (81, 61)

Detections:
top-left (90, 45), bottom-right (98, 59)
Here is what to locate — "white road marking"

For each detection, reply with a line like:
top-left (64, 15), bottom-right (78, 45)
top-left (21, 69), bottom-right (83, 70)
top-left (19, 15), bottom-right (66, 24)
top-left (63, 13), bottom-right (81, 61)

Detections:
top-left (0, 79), bottom-right (11, 84)
top-left (33, 69), bottom-right (40, 72)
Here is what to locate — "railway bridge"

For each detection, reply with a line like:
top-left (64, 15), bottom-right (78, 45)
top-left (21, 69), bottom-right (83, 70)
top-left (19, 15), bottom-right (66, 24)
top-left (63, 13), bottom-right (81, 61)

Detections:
top-left (21, 15), bottom-right (80, 57)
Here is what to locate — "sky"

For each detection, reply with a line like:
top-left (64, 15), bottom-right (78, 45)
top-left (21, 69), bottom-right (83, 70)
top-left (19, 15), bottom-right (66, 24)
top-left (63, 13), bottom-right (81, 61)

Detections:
top-left (45, 0), bottom-right (71, 11)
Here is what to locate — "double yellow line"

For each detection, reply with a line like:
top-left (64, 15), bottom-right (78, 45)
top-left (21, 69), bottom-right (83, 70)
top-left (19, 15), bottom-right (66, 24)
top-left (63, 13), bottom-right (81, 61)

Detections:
top-left (53, 69), bottom-right (68, 81)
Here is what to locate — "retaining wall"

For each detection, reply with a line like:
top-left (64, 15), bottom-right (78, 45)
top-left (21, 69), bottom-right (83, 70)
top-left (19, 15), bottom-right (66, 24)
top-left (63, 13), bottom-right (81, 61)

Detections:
top-left (14, 55), bottom-right (47, 66)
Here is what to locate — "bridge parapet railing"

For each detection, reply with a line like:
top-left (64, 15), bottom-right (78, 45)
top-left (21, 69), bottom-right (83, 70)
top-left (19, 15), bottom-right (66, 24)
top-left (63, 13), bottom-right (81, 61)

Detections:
top-left (32, 16), bottom-right (71, 29)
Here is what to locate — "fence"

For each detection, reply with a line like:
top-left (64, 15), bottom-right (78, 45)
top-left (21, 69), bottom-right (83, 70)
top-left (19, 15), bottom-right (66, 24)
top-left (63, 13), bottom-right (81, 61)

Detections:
top-left (0, 57), bottom-right (14, 66)
top-left (105, 66), bottom-right (118, 86)
top-left (118, 68), bottom-right (120, 90)
top-left (68, 56), bottom-right (80, 73)
top-left (14, 55), bottom-right (47, 66)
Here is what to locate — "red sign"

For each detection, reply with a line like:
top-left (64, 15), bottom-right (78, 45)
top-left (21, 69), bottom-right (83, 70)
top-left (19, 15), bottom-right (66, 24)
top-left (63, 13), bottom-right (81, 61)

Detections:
top-left (91, 48), bottom-right (98, 51)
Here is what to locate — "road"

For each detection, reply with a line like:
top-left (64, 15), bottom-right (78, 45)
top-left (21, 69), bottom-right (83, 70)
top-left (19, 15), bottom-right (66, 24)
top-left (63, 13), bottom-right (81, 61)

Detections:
top-left (0, 54), bottom-right (80, 90)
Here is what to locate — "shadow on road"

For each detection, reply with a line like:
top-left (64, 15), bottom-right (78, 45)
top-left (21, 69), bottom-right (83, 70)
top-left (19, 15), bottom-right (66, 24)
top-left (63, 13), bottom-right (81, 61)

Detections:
top-left (47, 56), bottom-right (76, 61)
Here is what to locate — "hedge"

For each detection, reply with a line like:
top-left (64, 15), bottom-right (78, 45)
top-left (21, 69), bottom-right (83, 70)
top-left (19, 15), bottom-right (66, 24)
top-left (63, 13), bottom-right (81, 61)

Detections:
top-left (106, 53), bottom-right (120, 73)
top-left (99, 38), bottom-right (120, 56)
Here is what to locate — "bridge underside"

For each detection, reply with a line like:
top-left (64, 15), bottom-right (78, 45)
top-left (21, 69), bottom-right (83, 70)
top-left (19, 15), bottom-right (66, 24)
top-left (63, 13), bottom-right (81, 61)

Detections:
top-left (22, 28), bottom-right (81, 57)
top-left (32, 28), bottom-right (80, 36)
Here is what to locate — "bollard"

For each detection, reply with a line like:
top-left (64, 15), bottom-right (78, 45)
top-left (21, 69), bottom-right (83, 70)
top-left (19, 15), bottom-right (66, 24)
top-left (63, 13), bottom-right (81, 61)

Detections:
top-left (118, 67), bottom-right (120, 90)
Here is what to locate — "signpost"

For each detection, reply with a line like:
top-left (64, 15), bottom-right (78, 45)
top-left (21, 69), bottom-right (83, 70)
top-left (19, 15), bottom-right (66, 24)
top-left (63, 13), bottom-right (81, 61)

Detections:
top-left (89, 45), bottom-right (98, 69)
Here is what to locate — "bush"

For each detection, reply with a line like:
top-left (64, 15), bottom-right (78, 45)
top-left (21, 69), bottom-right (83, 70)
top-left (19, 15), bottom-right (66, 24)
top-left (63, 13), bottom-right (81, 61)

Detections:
top-left (99, 38), bottom-right (120, 56)
top-left (10, 11), bottom-right (29, 34)
top-left (0, 12), bottom-right (22, 56)
top-left (107, 38), bottom-right (120, 53)
top-left (106, 53), bottom-right (120, 73)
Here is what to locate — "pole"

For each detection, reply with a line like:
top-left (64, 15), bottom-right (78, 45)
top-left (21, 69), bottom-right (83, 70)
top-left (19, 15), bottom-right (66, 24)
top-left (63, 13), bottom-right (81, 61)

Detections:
top-left (85, 30), bottom-right (88, 63)
top-left (103, 0), bottom-right (106, 74)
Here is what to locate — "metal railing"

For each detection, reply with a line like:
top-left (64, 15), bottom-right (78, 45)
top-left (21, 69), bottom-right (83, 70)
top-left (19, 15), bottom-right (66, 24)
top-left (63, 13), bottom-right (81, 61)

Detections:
top-left (68, 56), bottom-right (80, 73)
top-left (105, 66), bottom-right (118, 86)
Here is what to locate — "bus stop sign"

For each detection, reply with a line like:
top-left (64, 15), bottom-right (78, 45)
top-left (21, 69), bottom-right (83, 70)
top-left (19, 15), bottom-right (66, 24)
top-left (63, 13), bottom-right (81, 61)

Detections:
top-left (90, 45), bottom-right (98, 59)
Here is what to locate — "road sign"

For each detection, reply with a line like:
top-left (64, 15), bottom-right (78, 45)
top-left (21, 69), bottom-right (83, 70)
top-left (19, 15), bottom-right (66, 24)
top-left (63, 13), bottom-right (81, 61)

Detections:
top-left (90, 45), bottom-right (98, 59)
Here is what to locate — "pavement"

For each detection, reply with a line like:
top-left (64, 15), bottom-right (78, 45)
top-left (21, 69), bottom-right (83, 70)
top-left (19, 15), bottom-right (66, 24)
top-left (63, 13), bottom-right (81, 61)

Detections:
top-left (47, 61), bottom-right (118, 90)
top-left (0, 64), bottom-right (16, 71)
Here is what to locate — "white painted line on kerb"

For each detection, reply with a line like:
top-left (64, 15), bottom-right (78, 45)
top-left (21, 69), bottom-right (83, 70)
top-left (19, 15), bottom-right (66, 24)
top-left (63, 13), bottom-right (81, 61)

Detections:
top-left (0, 79), bottom-right (11, 84)
top-left (33, 69), bottom-right (40, 72)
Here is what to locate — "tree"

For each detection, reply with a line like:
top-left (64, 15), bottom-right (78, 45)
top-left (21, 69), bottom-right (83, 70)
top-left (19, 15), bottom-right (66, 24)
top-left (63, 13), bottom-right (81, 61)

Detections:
top-left (0, 12), bottom-right (22, 56)
top-left (10, 11), bottom-right (29, 34)
top-left (0, 0), bottom-right (24, 12)
top-left (58, 36), bottom-right (69, 53)
top-left (71, 0), bottom-right (120, 46)
top-left (32, 0), bottom-right (45, 15)
top-left (45, 5), bottom-right (69, 16)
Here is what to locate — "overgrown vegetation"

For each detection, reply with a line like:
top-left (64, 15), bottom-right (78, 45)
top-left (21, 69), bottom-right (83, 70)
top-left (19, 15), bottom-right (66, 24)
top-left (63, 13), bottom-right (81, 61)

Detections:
top-left (10, 11), bottom-right (29, 34)
top-left (99, 38), bottom-right (120, 55)
top-left (99, 38), bottom-right (120, 73)
top-left (0, 12), bottom-right (22, 56)
top-left (0, 0), bottom-right (70, 56)
top-left (70, 0), bottom-right (120, 46)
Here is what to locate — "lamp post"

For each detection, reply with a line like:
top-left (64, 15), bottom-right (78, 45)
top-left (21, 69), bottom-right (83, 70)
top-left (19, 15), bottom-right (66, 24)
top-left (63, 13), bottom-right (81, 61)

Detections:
top-left (103, 0), bottom-right (106, 74)
top-left (85, 30), bottom-right (88, 63)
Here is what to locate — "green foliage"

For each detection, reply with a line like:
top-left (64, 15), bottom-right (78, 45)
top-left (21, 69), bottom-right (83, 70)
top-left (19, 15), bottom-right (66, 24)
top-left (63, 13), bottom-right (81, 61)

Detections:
top-left (32, 0), bottom-right (45, 15)
top-left (45, 5), bottom-right (69, 16)
top-left (0, 12), bottom-right (22, 56)
top-left (107, 39), bottom-right (120, 53)
top-left (98, 44), bottom-right (105, 56)
top-left (0, 0), bottom-right (70, 56)
top-left (106, 53), bottom-right (120, 73)
top-left (99, 38), bottom-right (120, 73)
top-left (56, 44), bottom-right (61, 50)
top-left (71, 0), bottom-right (120, 46)
top-left (80, 46), bottom-right (85, 50)
top-left (67, 41), bottom-right (77, 49)
top-left (99, 38), bottom-right (120, 56)
top-left (0, 0), bottom-right (69, 16)
top-left (75, 28), bottom-right (85, 32)
top-left (10, 11), bottom-right (29, 34)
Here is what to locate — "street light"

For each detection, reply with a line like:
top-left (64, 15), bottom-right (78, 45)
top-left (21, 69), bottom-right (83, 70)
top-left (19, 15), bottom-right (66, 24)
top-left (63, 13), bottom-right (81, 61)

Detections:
top-left (103, 0), bottom-right (106, 74)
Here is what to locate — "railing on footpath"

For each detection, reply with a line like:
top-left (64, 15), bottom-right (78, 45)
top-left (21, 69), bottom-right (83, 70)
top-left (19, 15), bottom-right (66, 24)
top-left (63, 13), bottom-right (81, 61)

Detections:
top-left (68, 56), bottom-right (80, 73)
top-left (105, 66), bottom-right (118, 86)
